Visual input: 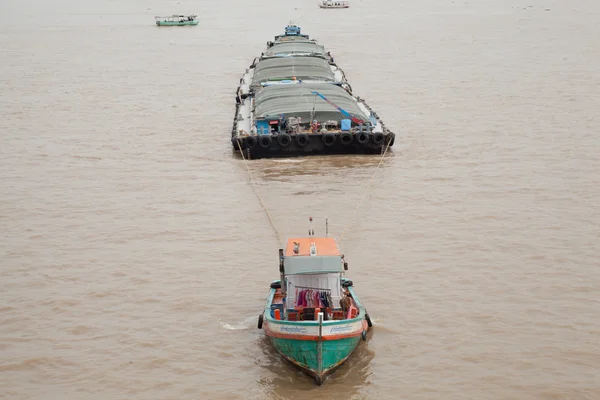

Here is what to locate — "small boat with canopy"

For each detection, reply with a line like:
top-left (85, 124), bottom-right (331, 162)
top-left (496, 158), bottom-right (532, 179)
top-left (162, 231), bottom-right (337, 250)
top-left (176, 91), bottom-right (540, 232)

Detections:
top-left (257, 218), bottom-right (372, 385)
top-left (154, 14), bottom-right (198, 26)
top-left (318, 0), bottom-right (350, 9)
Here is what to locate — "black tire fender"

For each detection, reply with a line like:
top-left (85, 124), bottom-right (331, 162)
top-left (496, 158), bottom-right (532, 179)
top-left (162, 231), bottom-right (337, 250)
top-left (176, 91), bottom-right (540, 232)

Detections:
top-left (342, 280), bottom-right (353, 288)
top-left (270, 281), bottom-right (281, 289)
top-left (372, 132), bottom-right (384, 146)
top-left (365, 312), bottom-right (373, 328)
top-left (322, 133), bottom-right (336, 146)
top-left (259, 135), bottom-right (272, 149)
top-left (277, 133), bottom-right (291, 148)
top-left (356, 132), bottom-right (369, 145)
top-left (231, 137), bottom-right (241, 150)
top-left (246, 136), bottom-right (257, 148)
top-left (340, 132), bottom-right (353, 145)
top-left (257, 314), bottom-right (263, 329)
top-left (296, 133), bottom-right (309, 147)
top-left (387, 133), bottom-right (395, 147)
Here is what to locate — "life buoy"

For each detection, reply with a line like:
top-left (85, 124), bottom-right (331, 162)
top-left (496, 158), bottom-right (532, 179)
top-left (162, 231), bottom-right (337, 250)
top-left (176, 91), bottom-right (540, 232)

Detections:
top-left (322, 132), bottom-right (336, 146)
top-left (355, 132), bottom-right (369, 145)
top-left (259, 135), bottom-right (272, 149)
top-left (246, 136), bottom-right (257, 148)
top-left (372, 132), bottom-right (384, 145)
top-left (257, 314), bottom-right (263, 329)
top-left (340, 132), bottom-right (353, 145)
top-left (277, 133), bottom-right (291, 147)
top-left (296, 133), bottom-right (309, 147)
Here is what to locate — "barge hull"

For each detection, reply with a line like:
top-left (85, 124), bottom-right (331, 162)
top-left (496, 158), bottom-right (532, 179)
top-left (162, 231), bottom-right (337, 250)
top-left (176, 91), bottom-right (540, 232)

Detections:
top-left (231, 98), bottom-right (395, 159)
top-left (231, 133), bottom-right (394, 158)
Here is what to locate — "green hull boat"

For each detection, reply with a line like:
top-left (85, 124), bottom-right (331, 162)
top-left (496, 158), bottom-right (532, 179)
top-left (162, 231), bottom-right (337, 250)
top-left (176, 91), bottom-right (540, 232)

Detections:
top-left (258, 221), bottom-right (373, 385)
top-left (155, 14), bottom-right (198, 26)
top-left (263, 282), bottom-right (368, 384)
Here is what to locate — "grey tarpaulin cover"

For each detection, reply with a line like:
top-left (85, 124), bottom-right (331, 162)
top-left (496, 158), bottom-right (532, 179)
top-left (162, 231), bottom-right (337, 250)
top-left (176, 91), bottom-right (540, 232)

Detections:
top-left (253, 83), bottom-right (369, 124)
top-left (265, 42), bottom-right (326, 57)
top-left (252, 57), bottom-right (335, 86)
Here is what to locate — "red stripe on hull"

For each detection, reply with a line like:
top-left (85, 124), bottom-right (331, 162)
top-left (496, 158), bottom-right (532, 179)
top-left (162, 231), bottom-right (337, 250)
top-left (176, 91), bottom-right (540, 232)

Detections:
top-left (263, 320), bottom-right (368, 341)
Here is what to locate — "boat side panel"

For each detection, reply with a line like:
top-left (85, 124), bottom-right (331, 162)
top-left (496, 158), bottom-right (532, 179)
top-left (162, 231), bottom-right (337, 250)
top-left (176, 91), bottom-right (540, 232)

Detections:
top-left (269, 336), bottom-right (360, 373)
top-left (156, 21), bottom-right (199, 26)
top-left (322, 336), bottom-right (361, 371)
top-left (270, 337), bottom-right (318, 371)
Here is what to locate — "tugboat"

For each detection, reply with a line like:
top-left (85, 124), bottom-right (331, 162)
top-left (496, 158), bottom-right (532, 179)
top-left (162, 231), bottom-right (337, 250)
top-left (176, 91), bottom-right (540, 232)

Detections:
top-left (258, 218), bottom-right (373, 385)
top-left (232, 24), bottom-right (395, 159)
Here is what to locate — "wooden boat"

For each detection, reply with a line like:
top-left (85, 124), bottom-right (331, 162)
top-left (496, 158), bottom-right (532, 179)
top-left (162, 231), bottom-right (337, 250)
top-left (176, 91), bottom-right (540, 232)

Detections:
top-left (154, 14), bottom-right (198, 26)
top-left (318, 0), bottom-right (350, 8)
top-left (258, 218), bottom-right (372, 385)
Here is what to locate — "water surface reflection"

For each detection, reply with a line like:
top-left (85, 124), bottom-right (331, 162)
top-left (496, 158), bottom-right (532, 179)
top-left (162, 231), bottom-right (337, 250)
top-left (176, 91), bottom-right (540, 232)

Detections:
top-left (255, 334), bottom-right (376, 400)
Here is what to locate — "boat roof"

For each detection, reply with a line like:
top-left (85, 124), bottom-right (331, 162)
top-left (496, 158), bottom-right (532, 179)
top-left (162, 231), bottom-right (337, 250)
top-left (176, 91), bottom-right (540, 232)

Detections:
top-left (252, 57), bottom-right (335, 87)
top-left (265, 42), bottom-right (326, 57)
top-left (155, 14), bottom-right (197, 18)
top-left (273, 34), bottom-right (312, 43)
top-left (285, 237), bottom-right (341, 257)
top-left (253, 83), bottom-right (369, 123)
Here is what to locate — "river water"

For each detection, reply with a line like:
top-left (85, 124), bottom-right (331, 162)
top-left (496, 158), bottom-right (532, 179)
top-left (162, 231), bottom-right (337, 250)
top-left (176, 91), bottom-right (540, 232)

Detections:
top-left (1, 0), bottom-right (599, 399)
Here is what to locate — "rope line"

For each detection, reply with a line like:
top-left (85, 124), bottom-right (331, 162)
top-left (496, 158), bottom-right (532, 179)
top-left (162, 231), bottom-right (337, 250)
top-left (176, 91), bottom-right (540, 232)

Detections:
top-left (235, 133), bottom-right (393, 247)
top-left (236, 139), bottom-right (284, 246)
top-left (338, 136), bottom-right (393, 244)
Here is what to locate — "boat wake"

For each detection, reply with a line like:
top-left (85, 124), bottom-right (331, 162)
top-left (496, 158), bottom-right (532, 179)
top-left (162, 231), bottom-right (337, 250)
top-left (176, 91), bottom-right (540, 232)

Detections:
top-left (364, 319), bottom-right (400, 335)
top-left (220, 316), bottom-right (257, 331)
top-left (270, 159), bottom-right (304, 164)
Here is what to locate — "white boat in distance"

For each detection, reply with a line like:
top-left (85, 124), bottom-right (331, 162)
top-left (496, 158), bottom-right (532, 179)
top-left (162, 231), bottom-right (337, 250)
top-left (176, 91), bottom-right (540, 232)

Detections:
top-left (319, 0), bottom-right (349, 9)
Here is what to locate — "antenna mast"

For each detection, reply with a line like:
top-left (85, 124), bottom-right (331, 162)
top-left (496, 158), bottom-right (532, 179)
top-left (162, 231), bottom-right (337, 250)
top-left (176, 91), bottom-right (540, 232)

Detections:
top-left (325, 217), bottom-right (328, 237)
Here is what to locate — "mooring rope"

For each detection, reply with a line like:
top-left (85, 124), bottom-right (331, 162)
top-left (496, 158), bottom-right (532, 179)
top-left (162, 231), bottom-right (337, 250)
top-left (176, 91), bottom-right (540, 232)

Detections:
top-left (235, 133), bottom-right (393, 247)
top-left (235, 139), bottom-right (285, 246)
top-left (338, 135), bottom-right (393, 244)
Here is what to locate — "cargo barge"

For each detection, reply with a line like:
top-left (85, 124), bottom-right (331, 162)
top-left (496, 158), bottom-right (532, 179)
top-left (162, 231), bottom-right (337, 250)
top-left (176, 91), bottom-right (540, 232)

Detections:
top-left (231, 24), bottom-right (395, 159)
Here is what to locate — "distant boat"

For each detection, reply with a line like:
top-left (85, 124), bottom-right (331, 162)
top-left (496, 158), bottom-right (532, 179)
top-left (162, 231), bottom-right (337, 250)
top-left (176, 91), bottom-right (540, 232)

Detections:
top-left (154, 14), bottom-right (198, 26)
top-left (318, 0), bottom-right (349, 8)
top-left (258, 218), bottom-right (373, 385)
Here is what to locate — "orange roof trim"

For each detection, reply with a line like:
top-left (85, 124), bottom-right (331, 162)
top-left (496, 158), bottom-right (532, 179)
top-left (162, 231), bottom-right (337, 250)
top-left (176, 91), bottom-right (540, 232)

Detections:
top-left (285, 237), bottom-right (341, 257)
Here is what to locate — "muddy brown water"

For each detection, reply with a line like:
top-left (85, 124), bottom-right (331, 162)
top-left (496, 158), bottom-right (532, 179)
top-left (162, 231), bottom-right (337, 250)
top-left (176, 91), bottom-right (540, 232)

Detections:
top-left (1, 0), bottom-right (599, 399)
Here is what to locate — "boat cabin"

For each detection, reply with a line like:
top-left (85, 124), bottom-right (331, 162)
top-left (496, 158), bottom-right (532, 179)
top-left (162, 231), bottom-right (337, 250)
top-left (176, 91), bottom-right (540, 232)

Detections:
top-left (273, 24), bottom-right (310, 41)
top-left (270, 237), bottom-right (358, 322)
